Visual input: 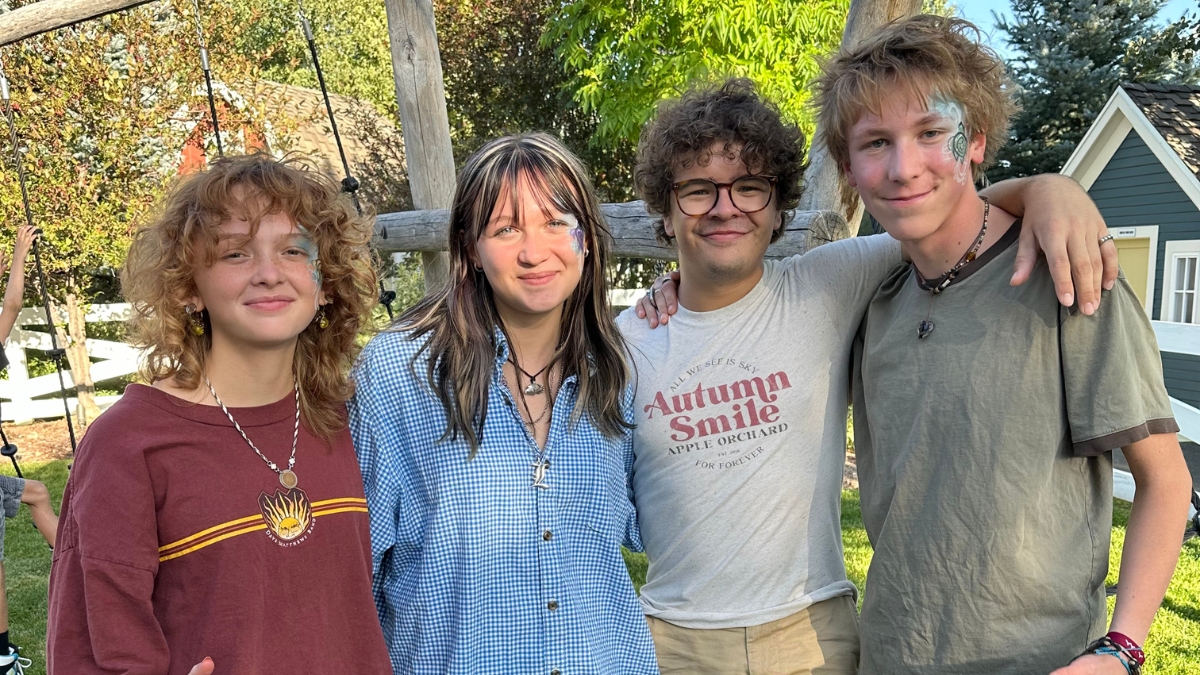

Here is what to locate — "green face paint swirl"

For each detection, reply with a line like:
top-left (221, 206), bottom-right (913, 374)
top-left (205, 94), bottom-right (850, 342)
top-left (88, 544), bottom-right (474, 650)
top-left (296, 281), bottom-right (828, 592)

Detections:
top-left (929, 96), bottom-right (970, 185)
top-left (949, 122), bottom-right (968, 164)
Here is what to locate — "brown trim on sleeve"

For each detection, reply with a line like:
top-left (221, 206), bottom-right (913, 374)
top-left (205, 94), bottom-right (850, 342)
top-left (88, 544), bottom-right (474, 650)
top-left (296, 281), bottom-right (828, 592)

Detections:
top-left (1072, 417), bottom-right (1181, 456)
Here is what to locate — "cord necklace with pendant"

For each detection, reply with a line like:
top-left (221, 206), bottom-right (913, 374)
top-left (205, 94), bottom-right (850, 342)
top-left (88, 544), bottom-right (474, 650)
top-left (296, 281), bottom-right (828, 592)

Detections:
top-left (914, 196), bottom-right (990, 340)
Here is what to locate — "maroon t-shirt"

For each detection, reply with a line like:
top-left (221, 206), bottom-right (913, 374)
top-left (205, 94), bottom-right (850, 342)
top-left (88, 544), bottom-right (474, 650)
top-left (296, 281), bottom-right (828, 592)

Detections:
top-left (47, 384), bottom-right (392, 675)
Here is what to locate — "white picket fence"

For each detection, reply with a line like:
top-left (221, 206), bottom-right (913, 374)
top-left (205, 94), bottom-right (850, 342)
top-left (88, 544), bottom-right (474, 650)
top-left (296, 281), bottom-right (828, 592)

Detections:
top-left (0, 303), bottom-right (137, 423)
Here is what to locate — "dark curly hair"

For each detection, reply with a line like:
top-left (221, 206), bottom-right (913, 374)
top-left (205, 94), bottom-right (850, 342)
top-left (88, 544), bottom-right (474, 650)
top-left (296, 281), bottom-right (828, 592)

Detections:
top-left (635, 78), bottom-right (806, 245)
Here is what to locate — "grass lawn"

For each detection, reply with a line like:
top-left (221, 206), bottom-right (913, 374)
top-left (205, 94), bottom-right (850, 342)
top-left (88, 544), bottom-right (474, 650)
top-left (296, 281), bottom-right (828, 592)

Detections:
top-left (625, 491), bottom-right (1200, 675)
top-left (1, 465), bottom-right (1196, 674)
top-left (1, 460), bottom-right (67, 675)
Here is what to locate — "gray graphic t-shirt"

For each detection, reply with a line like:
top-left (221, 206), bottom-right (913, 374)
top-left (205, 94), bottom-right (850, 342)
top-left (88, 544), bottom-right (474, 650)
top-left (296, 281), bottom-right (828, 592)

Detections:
top-left (618, 234), bottom-right (901, 629)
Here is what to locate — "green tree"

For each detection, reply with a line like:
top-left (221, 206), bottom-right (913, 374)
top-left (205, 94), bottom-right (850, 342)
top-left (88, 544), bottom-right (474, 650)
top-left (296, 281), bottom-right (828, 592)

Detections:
top-left (995, 0), bottom-right (1200, 179)
top-left (222, 0), bottom-right (399, 120)
top-left (435, 0), bottom-right (637, 201)
top-left (544, 0), bottom-right (850, 144)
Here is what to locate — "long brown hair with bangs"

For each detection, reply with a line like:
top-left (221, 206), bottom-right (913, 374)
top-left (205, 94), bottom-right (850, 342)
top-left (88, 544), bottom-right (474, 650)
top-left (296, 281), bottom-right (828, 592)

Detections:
top-left (122, 152), bottom-right (379, 439)
top-left (400, 133), bottom-right (630, 455)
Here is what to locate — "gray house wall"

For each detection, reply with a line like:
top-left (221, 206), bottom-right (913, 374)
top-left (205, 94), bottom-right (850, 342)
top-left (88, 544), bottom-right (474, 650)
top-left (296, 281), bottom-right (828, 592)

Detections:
top-left (1086, 130), bottom-right (1200, 409)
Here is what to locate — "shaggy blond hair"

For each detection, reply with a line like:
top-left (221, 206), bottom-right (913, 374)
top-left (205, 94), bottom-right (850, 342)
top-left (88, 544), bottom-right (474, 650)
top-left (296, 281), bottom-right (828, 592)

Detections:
top-left (122, 153), bottom-right (379, 439)
top-left (813, 15), bottom-right (1019, 182)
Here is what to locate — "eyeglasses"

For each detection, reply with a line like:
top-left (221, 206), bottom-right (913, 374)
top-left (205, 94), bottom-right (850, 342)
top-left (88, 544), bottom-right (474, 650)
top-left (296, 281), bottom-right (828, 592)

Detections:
top-left (670, 175), bottom-right (777, 217)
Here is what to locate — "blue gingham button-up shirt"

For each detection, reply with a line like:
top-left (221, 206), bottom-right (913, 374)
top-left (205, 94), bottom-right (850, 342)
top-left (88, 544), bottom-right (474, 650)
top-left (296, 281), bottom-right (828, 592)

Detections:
top-left (349, 328), bottom-right (658, 675)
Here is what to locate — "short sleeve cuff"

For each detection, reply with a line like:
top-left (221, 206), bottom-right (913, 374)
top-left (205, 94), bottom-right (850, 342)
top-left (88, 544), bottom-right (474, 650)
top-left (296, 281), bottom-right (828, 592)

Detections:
top-left (1072, 417), bottom-right (1180, 457)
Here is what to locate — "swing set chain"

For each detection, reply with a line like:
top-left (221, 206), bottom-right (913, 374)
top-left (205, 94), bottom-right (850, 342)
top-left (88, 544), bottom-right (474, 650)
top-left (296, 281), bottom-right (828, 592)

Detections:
top-left (0, 55), bottom-right (79, 455)
top-left (296, 1), bottom-right (361, 215)
top-left (295, 1), bottom-right (397, 319)
top-left (190, 0), bottom-right (224, 157)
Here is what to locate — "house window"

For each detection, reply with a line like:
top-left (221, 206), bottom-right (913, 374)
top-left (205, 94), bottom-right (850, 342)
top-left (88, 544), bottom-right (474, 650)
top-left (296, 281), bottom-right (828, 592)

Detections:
top-left (1168, 246), bottom-right (1200, 323)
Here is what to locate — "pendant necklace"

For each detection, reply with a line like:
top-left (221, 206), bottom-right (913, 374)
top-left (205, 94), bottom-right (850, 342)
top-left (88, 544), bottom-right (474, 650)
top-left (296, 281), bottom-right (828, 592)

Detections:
top-left (509, 356), bottom-right (551, 396)
top-left (914, 196), bottom-right (989, 340)
top-left (206, 377), bottom-right (301, 489)
top-left (509, 361), bottom-right (557, 490)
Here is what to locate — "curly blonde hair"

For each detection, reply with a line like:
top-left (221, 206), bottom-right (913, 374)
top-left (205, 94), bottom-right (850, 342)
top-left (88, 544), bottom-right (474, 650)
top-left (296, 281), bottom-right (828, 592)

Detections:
top-left (813, 15), bottom-right (1019, 183)
top-left (122, 153), bottom-right (379, 439)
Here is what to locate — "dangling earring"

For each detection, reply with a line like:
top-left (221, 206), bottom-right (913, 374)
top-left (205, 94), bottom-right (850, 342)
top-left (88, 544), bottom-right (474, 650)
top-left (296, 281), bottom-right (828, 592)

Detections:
top-left (314, 307), bottom-right (330, 330)
top-left (184, 304), bottom-right (205, 337)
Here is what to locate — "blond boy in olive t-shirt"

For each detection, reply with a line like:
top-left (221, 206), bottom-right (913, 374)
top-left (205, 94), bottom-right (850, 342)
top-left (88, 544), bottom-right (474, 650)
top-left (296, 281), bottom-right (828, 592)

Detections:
top-left (813, 15), bottom-right (1194, 675)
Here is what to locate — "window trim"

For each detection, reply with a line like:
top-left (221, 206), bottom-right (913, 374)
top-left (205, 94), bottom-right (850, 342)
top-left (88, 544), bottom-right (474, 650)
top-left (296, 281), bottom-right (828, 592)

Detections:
top-left (1164, 239), bottom-right (1200, 324)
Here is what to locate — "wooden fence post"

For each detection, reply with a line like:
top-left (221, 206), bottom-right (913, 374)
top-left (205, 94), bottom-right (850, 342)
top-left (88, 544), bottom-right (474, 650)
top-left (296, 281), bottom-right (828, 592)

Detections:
top-left (384, 0), bottom-right (456, 291)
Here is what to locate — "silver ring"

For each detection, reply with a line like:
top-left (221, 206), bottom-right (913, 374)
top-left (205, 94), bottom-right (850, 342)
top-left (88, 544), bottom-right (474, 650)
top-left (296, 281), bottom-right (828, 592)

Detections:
top-left (1099, 234), bottom-right (1115, 245)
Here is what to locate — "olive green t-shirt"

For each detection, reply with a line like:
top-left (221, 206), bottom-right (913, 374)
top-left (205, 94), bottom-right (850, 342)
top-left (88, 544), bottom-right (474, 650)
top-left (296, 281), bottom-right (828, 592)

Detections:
top-left (851, 221), bottom-right (1178, 675)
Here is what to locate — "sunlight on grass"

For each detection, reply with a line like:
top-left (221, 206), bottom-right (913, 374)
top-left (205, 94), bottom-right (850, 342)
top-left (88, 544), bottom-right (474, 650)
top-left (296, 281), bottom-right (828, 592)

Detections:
top-left (623, 490), bottom-right (1199, 674)
top-left (2, 465), bottom-right (1196, 675)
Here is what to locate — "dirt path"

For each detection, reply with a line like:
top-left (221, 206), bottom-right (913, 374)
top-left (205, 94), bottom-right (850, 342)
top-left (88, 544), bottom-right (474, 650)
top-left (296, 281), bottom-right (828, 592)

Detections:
top-left (0, 419), bottom-right (75, 463)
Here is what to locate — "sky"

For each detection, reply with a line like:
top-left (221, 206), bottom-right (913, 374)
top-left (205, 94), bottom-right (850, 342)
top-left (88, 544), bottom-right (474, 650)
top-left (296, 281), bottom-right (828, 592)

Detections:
top-left (954, 0), bottom-right (1199, 59)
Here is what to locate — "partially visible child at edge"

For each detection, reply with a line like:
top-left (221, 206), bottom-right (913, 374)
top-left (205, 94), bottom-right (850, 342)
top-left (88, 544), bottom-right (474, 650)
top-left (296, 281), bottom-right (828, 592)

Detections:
top-left (350, 133), bottom-right (657, 673)
top-left (814, 15), bottom-right (1192, 675)
top-left (45, 154), bottom-right (392, 675)
top-left (0, 224), bottom-right (57, 674)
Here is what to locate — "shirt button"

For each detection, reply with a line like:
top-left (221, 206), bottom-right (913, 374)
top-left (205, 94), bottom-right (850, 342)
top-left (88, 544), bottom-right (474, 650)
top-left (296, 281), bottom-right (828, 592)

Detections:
top-left (547, 600), bottom-right (558, 611)
top-left (551, 670), bottom-right (561, 675)
top-left (542, 530), bottom-right (552, 541)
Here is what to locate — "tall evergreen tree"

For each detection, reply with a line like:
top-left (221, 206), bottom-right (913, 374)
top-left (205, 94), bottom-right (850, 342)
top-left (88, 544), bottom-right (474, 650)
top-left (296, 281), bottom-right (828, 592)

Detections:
top-left (994, 0), bottom-right (1200, 180)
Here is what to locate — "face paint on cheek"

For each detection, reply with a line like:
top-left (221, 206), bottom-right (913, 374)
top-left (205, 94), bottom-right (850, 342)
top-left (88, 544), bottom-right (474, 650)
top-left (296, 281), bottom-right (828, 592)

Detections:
top-left (297, 230), bottom-right (323, 310)
top-left (929, 96), bottom-right (970, 185)
top-left (562, 214), bottom-right (586, 258)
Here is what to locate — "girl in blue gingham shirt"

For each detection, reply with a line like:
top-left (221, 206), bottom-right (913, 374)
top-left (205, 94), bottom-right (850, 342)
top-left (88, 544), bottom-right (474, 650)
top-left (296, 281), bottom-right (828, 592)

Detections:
top-left (350, 134), bottom-right (658, 675)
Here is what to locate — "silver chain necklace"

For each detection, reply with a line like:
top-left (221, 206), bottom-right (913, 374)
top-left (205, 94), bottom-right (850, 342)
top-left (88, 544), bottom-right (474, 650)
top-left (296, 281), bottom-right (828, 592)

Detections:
top-left (205, 376), bottom-right (301, 489)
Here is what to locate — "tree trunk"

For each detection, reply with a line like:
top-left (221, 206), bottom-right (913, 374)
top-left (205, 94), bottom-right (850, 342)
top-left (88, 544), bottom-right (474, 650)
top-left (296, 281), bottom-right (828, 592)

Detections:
top-left (799, 0), bottom-right (923, 248)
top-left (384, 0), bottom-right (456, 291)
top-left (57, 290), bottom-right (100, 428)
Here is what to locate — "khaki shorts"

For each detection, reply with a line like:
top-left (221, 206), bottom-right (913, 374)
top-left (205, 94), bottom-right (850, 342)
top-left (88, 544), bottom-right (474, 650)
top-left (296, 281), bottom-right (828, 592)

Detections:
top-left (646, 595), bottom-right (860, 675)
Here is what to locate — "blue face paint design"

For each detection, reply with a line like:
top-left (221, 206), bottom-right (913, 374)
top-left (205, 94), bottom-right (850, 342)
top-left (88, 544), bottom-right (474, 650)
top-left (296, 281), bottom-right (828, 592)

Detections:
top-left (296, 229), bottom-right (322, 310)
top-left (561, 213), bottom-right (586, 257)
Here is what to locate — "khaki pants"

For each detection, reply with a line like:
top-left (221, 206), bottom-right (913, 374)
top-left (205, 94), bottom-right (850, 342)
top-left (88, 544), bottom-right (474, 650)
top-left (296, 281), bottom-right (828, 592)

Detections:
top-left (646, 595), bottom-right (860, 675)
